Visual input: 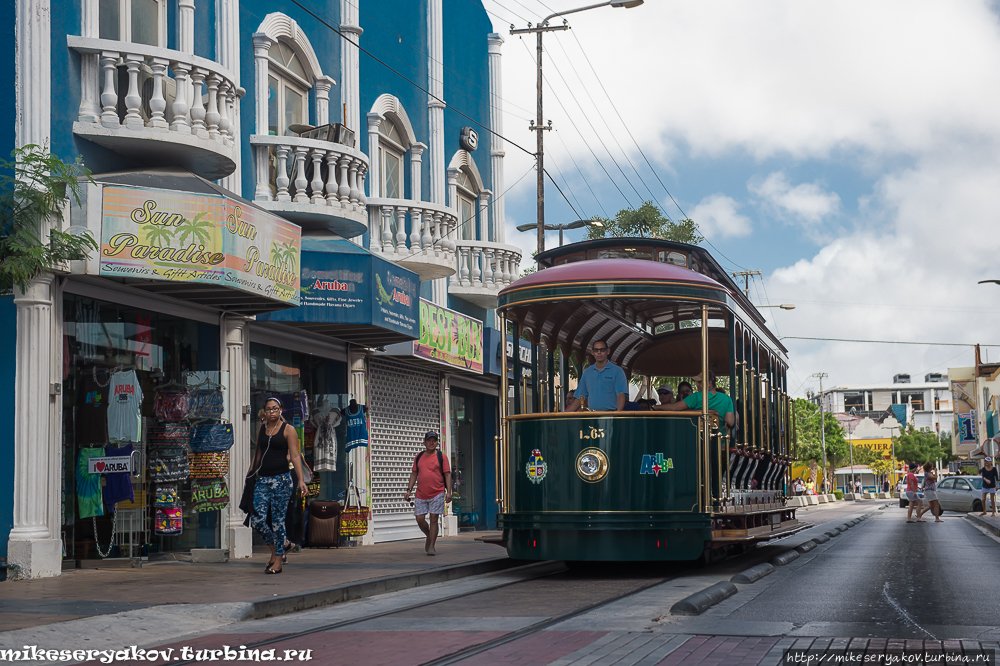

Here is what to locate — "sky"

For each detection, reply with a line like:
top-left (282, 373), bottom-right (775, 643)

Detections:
top-left (477, 0), bottom-right (1000, 397)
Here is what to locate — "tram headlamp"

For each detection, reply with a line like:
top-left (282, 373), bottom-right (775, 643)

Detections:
top-left (576, 448), bottom-right (609, 483)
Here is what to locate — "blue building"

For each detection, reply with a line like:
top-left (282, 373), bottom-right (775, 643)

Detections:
top-left (3, 0), bottom-right (518, 577)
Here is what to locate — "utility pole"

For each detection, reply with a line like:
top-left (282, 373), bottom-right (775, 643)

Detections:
top-left (731, 270), bottom-right (762, 297)
top-left (813, 372), bottom-right (829, 492)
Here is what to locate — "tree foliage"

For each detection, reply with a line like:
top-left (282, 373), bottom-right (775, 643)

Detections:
top-left (0, 145), bottom-right (96, 293)
top-left (793, 399), bottom-right (849, 475)
top-left (894, 427), bottom-right (957, 466)
top-left (586, 201), bottom-right (703, 244)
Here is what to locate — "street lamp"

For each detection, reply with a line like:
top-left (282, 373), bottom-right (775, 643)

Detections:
top-left (511, 1), bottom-right (644, 258)
top-left (847, 407), bottom-right (857, 494)
top-left (516, 219), bottom-right (603, 247)
top-left (812, 372), bottom-right (829, 493)
top-left (755, 304), bottom-right (796, 310)
top-left (887, 424), bottom-right (899, 490)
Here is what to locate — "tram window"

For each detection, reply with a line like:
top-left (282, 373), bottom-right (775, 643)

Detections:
top-left (589, 248), bottom-right (652, 261)
top-left (657, 250), bottom-right (688, 267)
top-left (654, 323), bottom-right (676, 334)
top-left (556, 253), bottom-right (585, 266)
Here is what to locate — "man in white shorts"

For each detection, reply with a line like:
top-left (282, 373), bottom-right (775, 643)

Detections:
top-left (404, 431), bottom-right (452, 555)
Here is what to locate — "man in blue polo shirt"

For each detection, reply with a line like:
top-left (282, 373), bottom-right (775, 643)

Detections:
top-left (655, 371), bottom-right (735, 428)
top-left (568, 339), bottom-right (628, 412)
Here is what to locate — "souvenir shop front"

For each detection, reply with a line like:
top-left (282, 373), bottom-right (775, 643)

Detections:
top-left (52, 172), bottom-right (301, 565)
top-left (378, 299), bottom-right (498, 539)
top-left (254, 238), bottom-right (420, 547)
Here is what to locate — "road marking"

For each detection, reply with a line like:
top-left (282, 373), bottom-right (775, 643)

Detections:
top-left (881, 581), bottom-right (937, 640)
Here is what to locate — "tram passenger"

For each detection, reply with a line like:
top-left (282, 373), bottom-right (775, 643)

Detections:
top-left (567, 339), bottom-right (628, 412)
top-left (656, 386), bottom-right (674, 404)
top-left (653, 372), bottom-right (735, 428)
top-left (677, 381), bottom-right (694, 402)
top-left (564, 389), bottom-right (576, 412)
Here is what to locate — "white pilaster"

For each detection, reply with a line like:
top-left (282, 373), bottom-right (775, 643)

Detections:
top-left (8, 275), bottom-right (61, 579)
top-left (252, 33), bottom-right (273, 201)
top-left (479, 189), bottom-right (491, 242)
top-left (410, 142), bottom-right (426, 201)
top-left (216, 0), bottom-right (241, 193)
top-left (366, 112), bottom-right (382, 199)
top-left (224, 317), bottom-right (253, 558)
top-left (16, 0), bottom-right (51, 149)
top-left (77, 0), bottom-right (100, 122)
top-left (427, 0), bottom-right (445, 205)
top-left (348, 349), bottom-right (373, 545)
top-left (440, 375), bottom-right (458, 536)
top-left (487, 33), bottom-right (505, 244)
top-left (315, 75), bottom-right (336, 126)
top-left (340, 0), bottom-right (362, 133)
top-left (431, 279), bottom-right (448, 306)
top-left (178, 0), bottom-right (195, 54)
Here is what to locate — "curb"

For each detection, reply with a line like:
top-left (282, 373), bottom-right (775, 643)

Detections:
top-left (966, 513), bottom-right (1000, 537)
top-left (794, 541), bottom-right (817, 554)
top-left (770, 550), bottom-right (799, 566)
top-left (670, 581), bottom-right (738, 616)
top-left (812, 534), bottom-right (830, 544)
top-left (247, 556), bottom-right (521, 620)
top-left (731, 563), bottom-right (775, 584)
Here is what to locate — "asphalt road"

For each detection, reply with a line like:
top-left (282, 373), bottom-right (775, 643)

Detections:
top-left (725, 506), bottom-right (1000, 639)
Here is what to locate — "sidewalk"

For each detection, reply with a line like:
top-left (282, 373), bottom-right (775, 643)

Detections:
top-left (0, 533), bottom-right (508, 633)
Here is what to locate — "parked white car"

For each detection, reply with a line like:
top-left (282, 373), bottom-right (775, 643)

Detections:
top-left (936, 476), bottom-right (985, 513)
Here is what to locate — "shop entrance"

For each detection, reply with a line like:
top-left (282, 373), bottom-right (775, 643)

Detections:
top-left (450, 388), bottom-right (485, 531)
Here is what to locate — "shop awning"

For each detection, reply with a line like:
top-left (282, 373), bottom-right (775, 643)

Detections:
top-left (256, 239), bottom-right (420, 346)
top-left (86, 168), bottom-right (302, 315)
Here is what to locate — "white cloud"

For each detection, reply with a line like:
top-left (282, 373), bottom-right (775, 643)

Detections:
top-left (688, 194), bottom-right (752, 238)
top-left (749, 172), bottom-right (841, 224)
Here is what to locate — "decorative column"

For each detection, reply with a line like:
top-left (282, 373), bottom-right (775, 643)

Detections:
top-left (77, 0), bottom-right (101, 123)
top-left (178, 0), bottom-right (196, 53)
top-left (224, 318), bottom-right (253, 558)
top-left (8, 276), bottom-right (61, 579)
top-left (367, 112), bottom-right (383, 199)
top-left (252, 33), bottom-right (274, 201)
top-left (478, 189), bottom-right (491, 243)
top-left (348, 349), bottom-right (373, 545)
top-left (16, 0), bottom-right (51, 149)
top-left (216, 0), bottom-right (241, 193)
top-left (440, 376), bottom-right (458, 536)
top-left (487, 34), bottom-right (506, 244)
top-left (315, 76), bottom-right (336, 127)
top-left (427, 0), bottom-right (446, 205)
top-left (410, 142), bottom-right (426, 201)
top-left (340, 0), bottom-right (362, 134)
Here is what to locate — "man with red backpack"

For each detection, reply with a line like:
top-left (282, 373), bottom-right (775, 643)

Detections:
top-left (404, 431), bottom-right (452, 555)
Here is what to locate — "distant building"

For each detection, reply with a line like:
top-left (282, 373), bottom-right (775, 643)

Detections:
top-left (809, 373), bottom-right (951, 434)
top-left (949, 347), bottom-right (1000, 458)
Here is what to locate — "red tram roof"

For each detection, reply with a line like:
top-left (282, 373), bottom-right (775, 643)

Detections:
top-left (504, 258), bottom-right (725, 292)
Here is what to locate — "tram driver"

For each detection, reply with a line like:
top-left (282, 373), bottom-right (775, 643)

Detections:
top-left (654, 371), bottom-right (736, 428)
top-left (567, 339), bottom-right (629, 412)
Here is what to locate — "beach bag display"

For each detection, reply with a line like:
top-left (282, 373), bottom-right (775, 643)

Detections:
top-left (306, 475), bottom-right (321, 498)
top-left (188, 451), bottom-right (230, 478)
top-left (189, 387), bottom-right (225, 421)
top-left (150, 450), bottom-right (190, 481)
top-left (153, 389), bottom-right (190, 422)
top-left (147, 423), bottom-right (191, 447)
top-left (154, 483), bottom-right (180, 507)
top-left (190, 478), bottom-right (230, 513)
top-left (189, 422), bottom-right (234, 452)
top-left (339, 487), bottom-right (370, 538)
top-left (154, 507), bottom-right (183, 535)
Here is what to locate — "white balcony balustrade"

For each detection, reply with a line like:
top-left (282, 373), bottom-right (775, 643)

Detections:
top-left (449, 240), bottom-right (522, 308)
top-left (68, 36), bottom-right (241, 180)
top-left (250, 135), bottom-right (369, 238)
top-left (367, 199), bottom-right (459, 280)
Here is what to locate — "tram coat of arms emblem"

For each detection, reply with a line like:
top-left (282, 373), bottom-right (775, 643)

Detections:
top-left (526, 449), bottom-right (548, 484)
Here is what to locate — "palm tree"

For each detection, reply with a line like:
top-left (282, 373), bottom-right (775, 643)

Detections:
top-left (270, 241), bottom-right (283, 268)
top-left (176, 211), bottom-right (212, 247)
top-left (142, 223), bottom-right (176, 247)
top-left (279, 240), bottom-right (298, 273)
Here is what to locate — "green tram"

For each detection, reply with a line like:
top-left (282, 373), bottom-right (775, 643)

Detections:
top-left (494, 238), bottom-right (802, 562)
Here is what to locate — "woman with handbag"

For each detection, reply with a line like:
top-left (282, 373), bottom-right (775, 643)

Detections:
top-left (247, 397), bottom-right (308, 574)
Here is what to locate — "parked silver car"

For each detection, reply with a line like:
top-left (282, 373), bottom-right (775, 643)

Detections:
top-left (936, 476), bottom-right (985, 513)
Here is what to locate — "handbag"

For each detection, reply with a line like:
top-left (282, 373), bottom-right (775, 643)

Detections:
top-left (190, 422), bottom-right (234, 452)
top-left (148, 423), bottom-right (191, 447)
top-left (190, 478), bottom-right (230, 512)
top-left (153, 390), bottom-right (190, 422)
top-left (154, 507), bottom-right (183, 535)
top-left (189, 387), bottom-right (225, 420)
top-left (339, 486), bottom-right (370, 538)
top-left (150, 450), bottom-right (190, 481)
top-left (154, 483), bottom-right (180, 507)
top-left (188, 451), bottom-right (229, 478)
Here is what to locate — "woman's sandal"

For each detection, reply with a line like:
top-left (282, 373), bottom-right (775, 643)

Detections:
top-left (265, 566), bottom-right (282, 575)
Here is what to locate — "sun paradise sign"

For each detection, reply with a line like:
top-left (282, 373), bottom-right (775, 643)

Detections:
top-left (99, 185), bottom-right (301, 305)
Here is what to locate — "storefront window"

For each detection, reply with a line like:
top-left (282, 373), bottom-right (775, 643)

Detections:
top-left (249, 344), bottom-right (350, 548)
top-left (450, 388), bottom-right (484, 530)
top-left (62, 294), bottom-right (222, 561)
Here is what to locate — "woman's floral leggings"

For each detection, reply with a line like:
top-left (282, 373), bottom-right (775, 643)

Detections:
top-left (252, 472), bottom-right (293, 555)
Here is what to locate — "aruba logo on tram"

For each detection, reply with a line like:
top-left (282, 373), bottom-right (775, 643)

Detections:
top-left (526, 449), bottom-right (548, 484)
top-left (639, 453), bottom-right (673, 477)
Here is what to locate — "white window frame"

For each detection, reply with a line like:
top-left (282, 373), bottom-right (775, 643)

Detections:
top-left (378, 124), bottom-right (406, 200)
top-left (456, 168), bottom-right (479, 241)
top-left (268, 41), bottom-right (312, 136)
top-left (100, 0), bottom-right (168, 47)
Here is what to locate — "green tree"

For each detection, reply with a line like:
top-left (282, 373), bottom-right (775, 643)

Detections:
top-left (0, 145), bottom-right (97, 292)
top-left (794, 398), bottom-right (849, 482)
top-left (586, 201), bottom-right (703, 244)
top-left (895, 426), bottom-right (957, 466)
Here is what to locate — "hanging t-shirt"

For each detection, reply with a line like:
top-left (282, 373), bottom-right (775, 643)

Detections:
top-left (108, 370), bottom-right (143, 442)
top-left (76, 447), bottom-right (105, 519)
top-left (344, 405), bottom-right (369, 452)
top-left (102, 442), bottom-right (135, 506)
top-left (77, 373), bottom-right (109, 445)
top-left (312, 408), bottom-right (342, 472)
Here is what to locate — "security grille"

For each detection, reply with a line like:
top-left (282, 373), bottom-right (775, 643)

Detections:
top-left (369, 358), bottom-right (440, 515)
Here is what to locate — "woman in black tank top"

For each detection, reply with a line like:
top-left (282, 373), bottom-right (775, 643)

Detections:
top-left (246, 397), bottom-right (308, 574)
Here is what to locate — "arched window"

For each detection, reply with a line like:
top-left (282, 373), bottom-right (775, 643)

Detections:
top-left (267, 41), bottom-right (310, 136)
top-left (378, 121), bottom-right (406, 199)
top-left (455, 169), bottom-right (478, 241)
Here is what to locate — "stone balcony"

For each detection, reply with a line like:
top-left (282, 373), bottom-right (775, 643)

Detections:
top-left (367, 198), bottom-right (459, 280)
top-left (250, 135), bottom-right (369, 238)
top-left (449, 240), bottom-right (522, 309)
top-left (68, 36), bottom-right (241, 181)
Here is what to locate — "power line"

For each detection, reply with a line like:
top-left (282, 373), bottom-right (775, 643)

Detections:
top-left (552, 129), bottom-right (608, 218)
top-left (781, 336), bottom-right (1000, 347)
top-left (543, 168), bottom-right (581, 219)
top-left (543, 150), bottom-right (588, 220)
top-left (288, 0), bottom-right (536, 158)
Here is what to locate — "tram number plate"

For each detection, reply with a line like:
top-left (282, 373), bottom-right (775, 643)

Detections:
top-left (770, 513), bottom-right (781, 528)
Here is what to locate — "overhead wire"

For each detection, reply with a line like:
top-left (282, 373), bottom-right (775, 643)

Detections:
top-left (551, 129), bottom-right (608, 218)
top-left (543, 151), bottom-right (589, 220)
top-left (780, 337), bottom-right (1000, 347)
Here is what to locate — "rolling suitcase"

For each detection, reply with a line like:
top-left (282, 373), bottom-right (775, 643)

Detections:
top-left (306, 500), bottom-right (342, 548)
